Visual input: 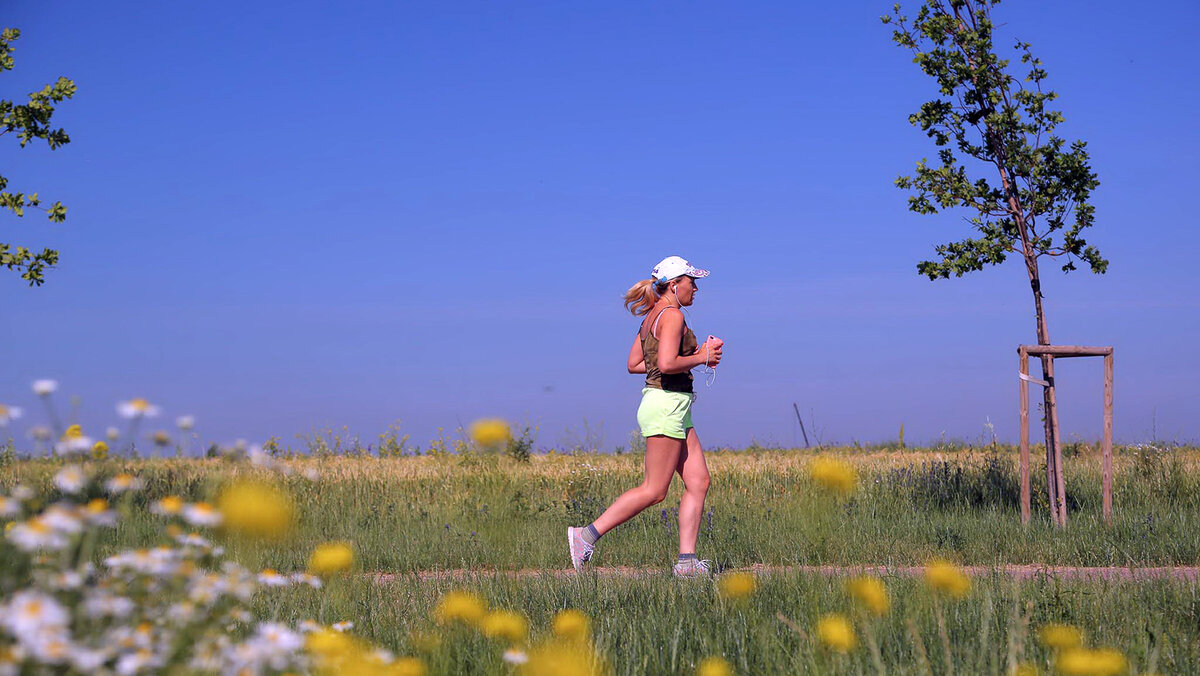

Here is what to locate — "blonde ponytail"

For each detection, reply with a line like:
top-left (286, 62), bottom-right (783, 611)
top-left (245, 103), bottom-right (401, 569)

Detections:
top-left (624, 277), bottom-right (666, 316)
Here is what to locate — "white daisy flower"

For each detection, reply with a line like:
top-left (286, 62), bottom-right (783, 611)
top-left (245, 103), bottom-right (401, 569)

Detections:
top-left (84, 500), bottom-right (118, 527)
top-left (297, 620), bottom-right (322, 633)
top-left (28, 426), bottom-right (52, 442)
top-left (114, 648), bottom-right (159, 675)
top-left (40, 504), bottom-right (84, 534)
top-left (226, 608), bottom-right (253, 624)
top-left (0, 404), bottom-right (22, 427)
top-left (105, 473), bottom-right (143, 495)
top-left (53, 465), bottom-right (87, 494)
top-left (247, 445), bottom-right (274, 468)
top-left (290, 572), bottom-right (323, 589)
top-left (106, 624), bottom-right (154, 653)
top-left (32, 379), bottom-right (58, 396)
top-left (116, 398), bottom-right (160, 419)
top-left (250, 623), bottom-right (303, 668)
top-left (175, 415), bottom-right (195, 430)
top-left (175, 532), bottom-right (211, 548)
top-left (182, 502), bottom-right (222, 527)
top-left (54, 436), bottom-right (94, 456)
top-left (25, 627), bottom-right (73, 665)
top-left (106, 426), bottom-right (121, 441)
top-left (0, 496), bottom-right (20, 518)
top-left (256, 569), bottom-right (290, 587)
top-left (11, 485), bottom-right (34, 501)
top-left (47, 570), bottom-right (85, 590)
top-left (331, 621), bottom-right (354, 632)
top-left (7, 518), bottom-right (69, 551)
top-left (503, 649), bottom-right (529, 665)
top-left (70, 647), bottom-right (111, 672)
top-left (3, 589), bottom-right (69, 641)
top-left (303, 467), bottom-right (320, 481)
top-left (83, 592), bottom-right (134, 619)
top-left (167, 601), bottom-right (198, 623)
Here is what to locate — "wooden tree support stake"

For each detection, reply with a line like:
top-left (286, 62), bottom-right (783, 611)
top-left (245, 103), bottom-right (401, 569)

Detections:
top-left (1017, 345), bottom-right (1114, 526)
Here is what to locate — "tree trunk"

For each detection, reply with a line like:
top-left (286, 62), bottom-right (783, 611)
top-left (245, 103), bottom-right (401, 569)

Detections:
top-left (993, 138), bottom-right (1067, 527)
top-left (1026, 263), bottom-right (1067, 526)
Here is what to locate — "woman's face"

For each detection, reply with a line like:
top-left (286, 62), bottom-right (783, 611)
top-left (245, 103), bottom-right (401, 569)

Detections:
top-left (673, 276), bottom-right (698, 306)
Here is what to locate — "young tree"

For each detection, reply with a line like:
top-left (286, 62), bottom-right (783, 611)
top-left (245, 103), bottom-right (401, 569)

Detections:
top-left (1, 27), bottom-right (76, 286)
top-left (883, 0), bottom-right (1107, 525)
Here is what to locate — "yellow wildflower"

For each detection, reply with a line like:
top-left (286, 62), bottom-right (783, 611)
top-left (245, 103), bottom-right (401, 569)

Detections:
top-left (923, 559), bottom-right (971, 599)
top-left (551, 609), bottom-right (591, 643)
top-left (482, 610), bottom-right (528, 644)
top-left (392, 657), bottom-right (428, 676)
top-left (433, 591), bottom-right (486, 627)
top-left (808, 457), bottom-right (858, 496)
top-left (469, 418), bottom-right (511, 449)
top-left (1038, 624), bottom-right (1084, 651)
top-left (717, 572), bottom-right (758, 601)
top-left (1055, 647), bottom-right (1127, 676)
top-left (817, 614), bottom-right (857, 653)
top-left (307, 629), bottom-right (355, 667)
top-left (90, 441), bottom-right (109, 460)
top-left (521, 641), bottom-right (601, 676)
top-left (216, 481), bottom-right (295, 540)
top-left (152, 430), bottom-right (171, 446)
top-left (86, 498), bottom-right (108, 514)
top-left (846, 575), bottom-right (889, 616)
top-left (61, 424), bottom-right (83, 440)
top-left (696, 656), bottom-right (734, 676)
top-left (308, 542), bottom-right (355, 576)
top-left (156, 496), bottom-right (184, 515)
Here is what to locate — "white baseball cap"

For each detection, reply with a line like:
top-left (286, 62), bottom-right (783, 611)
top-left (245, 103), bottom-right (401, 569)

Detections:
top-left (652, 256), bottom-right (710, 282)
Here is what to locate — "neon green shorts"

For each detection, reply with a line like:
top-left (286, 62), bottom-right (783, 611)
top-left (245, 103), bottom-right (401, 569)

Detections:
top-left (637, 387), bottom-right (695, 439)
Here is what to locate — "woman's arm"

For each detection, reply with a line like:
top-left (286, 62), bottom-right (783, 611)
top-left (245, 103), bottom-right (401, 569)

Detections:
top-left (627, 334), bottom-right (647, 374)
top-left (655, 309), bottom-right (720, 374)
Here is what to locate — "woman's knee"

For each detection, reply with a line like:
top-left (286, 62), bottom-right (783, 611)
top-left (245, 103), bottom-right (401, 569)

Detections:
top-left (641, 484), bottom-right (670, 506)
top-left (687, 472), bottom-right (710, 495)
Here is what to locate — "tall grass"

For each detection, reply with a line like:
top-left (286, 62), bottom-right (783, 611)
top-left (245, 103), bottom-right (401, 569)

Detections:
top-left (4, 446), bottom-right (1199, 572)
top-left (256, 571), bottom-right (1197, 675)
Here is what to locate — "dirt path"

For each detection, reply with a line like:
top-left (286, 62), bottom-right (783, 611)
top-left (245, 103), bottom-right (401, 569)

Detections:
top-left (374, 564), bottom-right (1200, 583)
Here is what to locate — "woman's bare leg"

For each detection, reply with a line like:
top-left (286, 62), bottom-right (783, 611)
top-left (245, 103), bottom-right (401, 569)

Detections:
top-left (590, 435), bottom-right (684, 535)
top-left (676, 428), bottom-right (710, 555)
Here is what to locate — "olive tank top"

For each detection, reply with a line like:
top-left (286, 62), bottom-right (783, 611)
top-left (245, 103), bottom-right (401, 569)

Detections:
top-left (641, 306), bottom-right (698, 393)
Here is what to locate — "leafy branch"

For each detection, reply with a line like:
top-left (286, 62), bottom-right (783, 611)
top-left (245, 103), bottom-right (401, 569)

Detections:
top-left (1, 27), bottom-right (76, 286)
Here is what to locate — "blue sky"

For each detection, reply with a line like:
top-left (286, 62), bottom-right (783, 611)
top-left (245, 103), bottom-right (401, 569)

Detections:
top-left (3, 1), bottom-right (1198, 451)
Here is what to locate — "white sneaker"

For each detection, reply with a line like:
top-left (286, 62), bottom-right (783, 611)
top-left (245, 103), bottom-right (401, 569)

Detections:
top-left (672, 558), bottom-right (712, 578)
top-left (567, 527), bottom-right (594, 572)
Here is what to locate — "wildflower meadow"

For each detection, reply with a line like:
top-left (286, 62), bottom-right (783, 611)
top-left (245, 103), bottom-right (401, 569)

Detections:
top-left (1, 382), bottom-right (1198, 675)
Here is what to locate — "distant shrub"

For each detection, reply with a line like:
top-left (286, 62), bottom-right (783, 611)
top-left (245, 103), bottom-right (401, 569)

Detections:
top-left (505, 425), bottom-right (535, 463)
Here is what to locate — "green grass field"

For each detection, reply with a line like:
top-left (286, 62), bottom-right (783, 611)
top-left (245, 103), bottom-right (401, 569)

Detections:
top-left (3, 445), bottom-right (1198, 674)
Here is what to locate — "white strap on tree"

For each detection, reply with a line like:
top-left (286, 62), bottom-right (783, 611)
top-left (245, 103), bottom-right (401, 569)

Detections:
top-left (1019, 371), bottom-right (1050, 387)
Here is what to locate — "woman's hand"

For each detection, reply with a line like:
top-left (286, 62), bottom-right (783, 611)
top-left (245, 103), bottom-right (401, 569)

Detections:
top-left (701, 338), bottom-right (723, 367)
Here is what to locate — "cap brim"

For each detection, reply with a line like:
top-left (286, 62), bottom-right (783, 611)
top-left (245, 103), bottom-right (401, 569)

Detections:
top-left (687, 268), bottom-right (710, 278)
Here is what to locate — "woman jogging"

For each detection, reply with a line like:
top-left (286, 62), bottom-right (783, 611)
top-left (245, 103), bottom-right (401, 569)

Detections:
top-left (568, 256), bottom-right (724, 577)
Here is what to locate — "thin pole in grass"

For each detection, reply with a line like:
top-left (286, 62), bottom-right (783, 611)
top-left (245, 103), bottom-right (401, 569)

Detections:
top-left (792, 403), bottom-right (810, 449)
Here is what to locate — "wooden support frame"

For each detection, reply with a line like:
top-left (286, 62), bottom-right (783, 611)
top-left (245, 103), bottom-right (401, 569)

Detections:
top-left (1018, 345), bottom-right (1114, 526)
